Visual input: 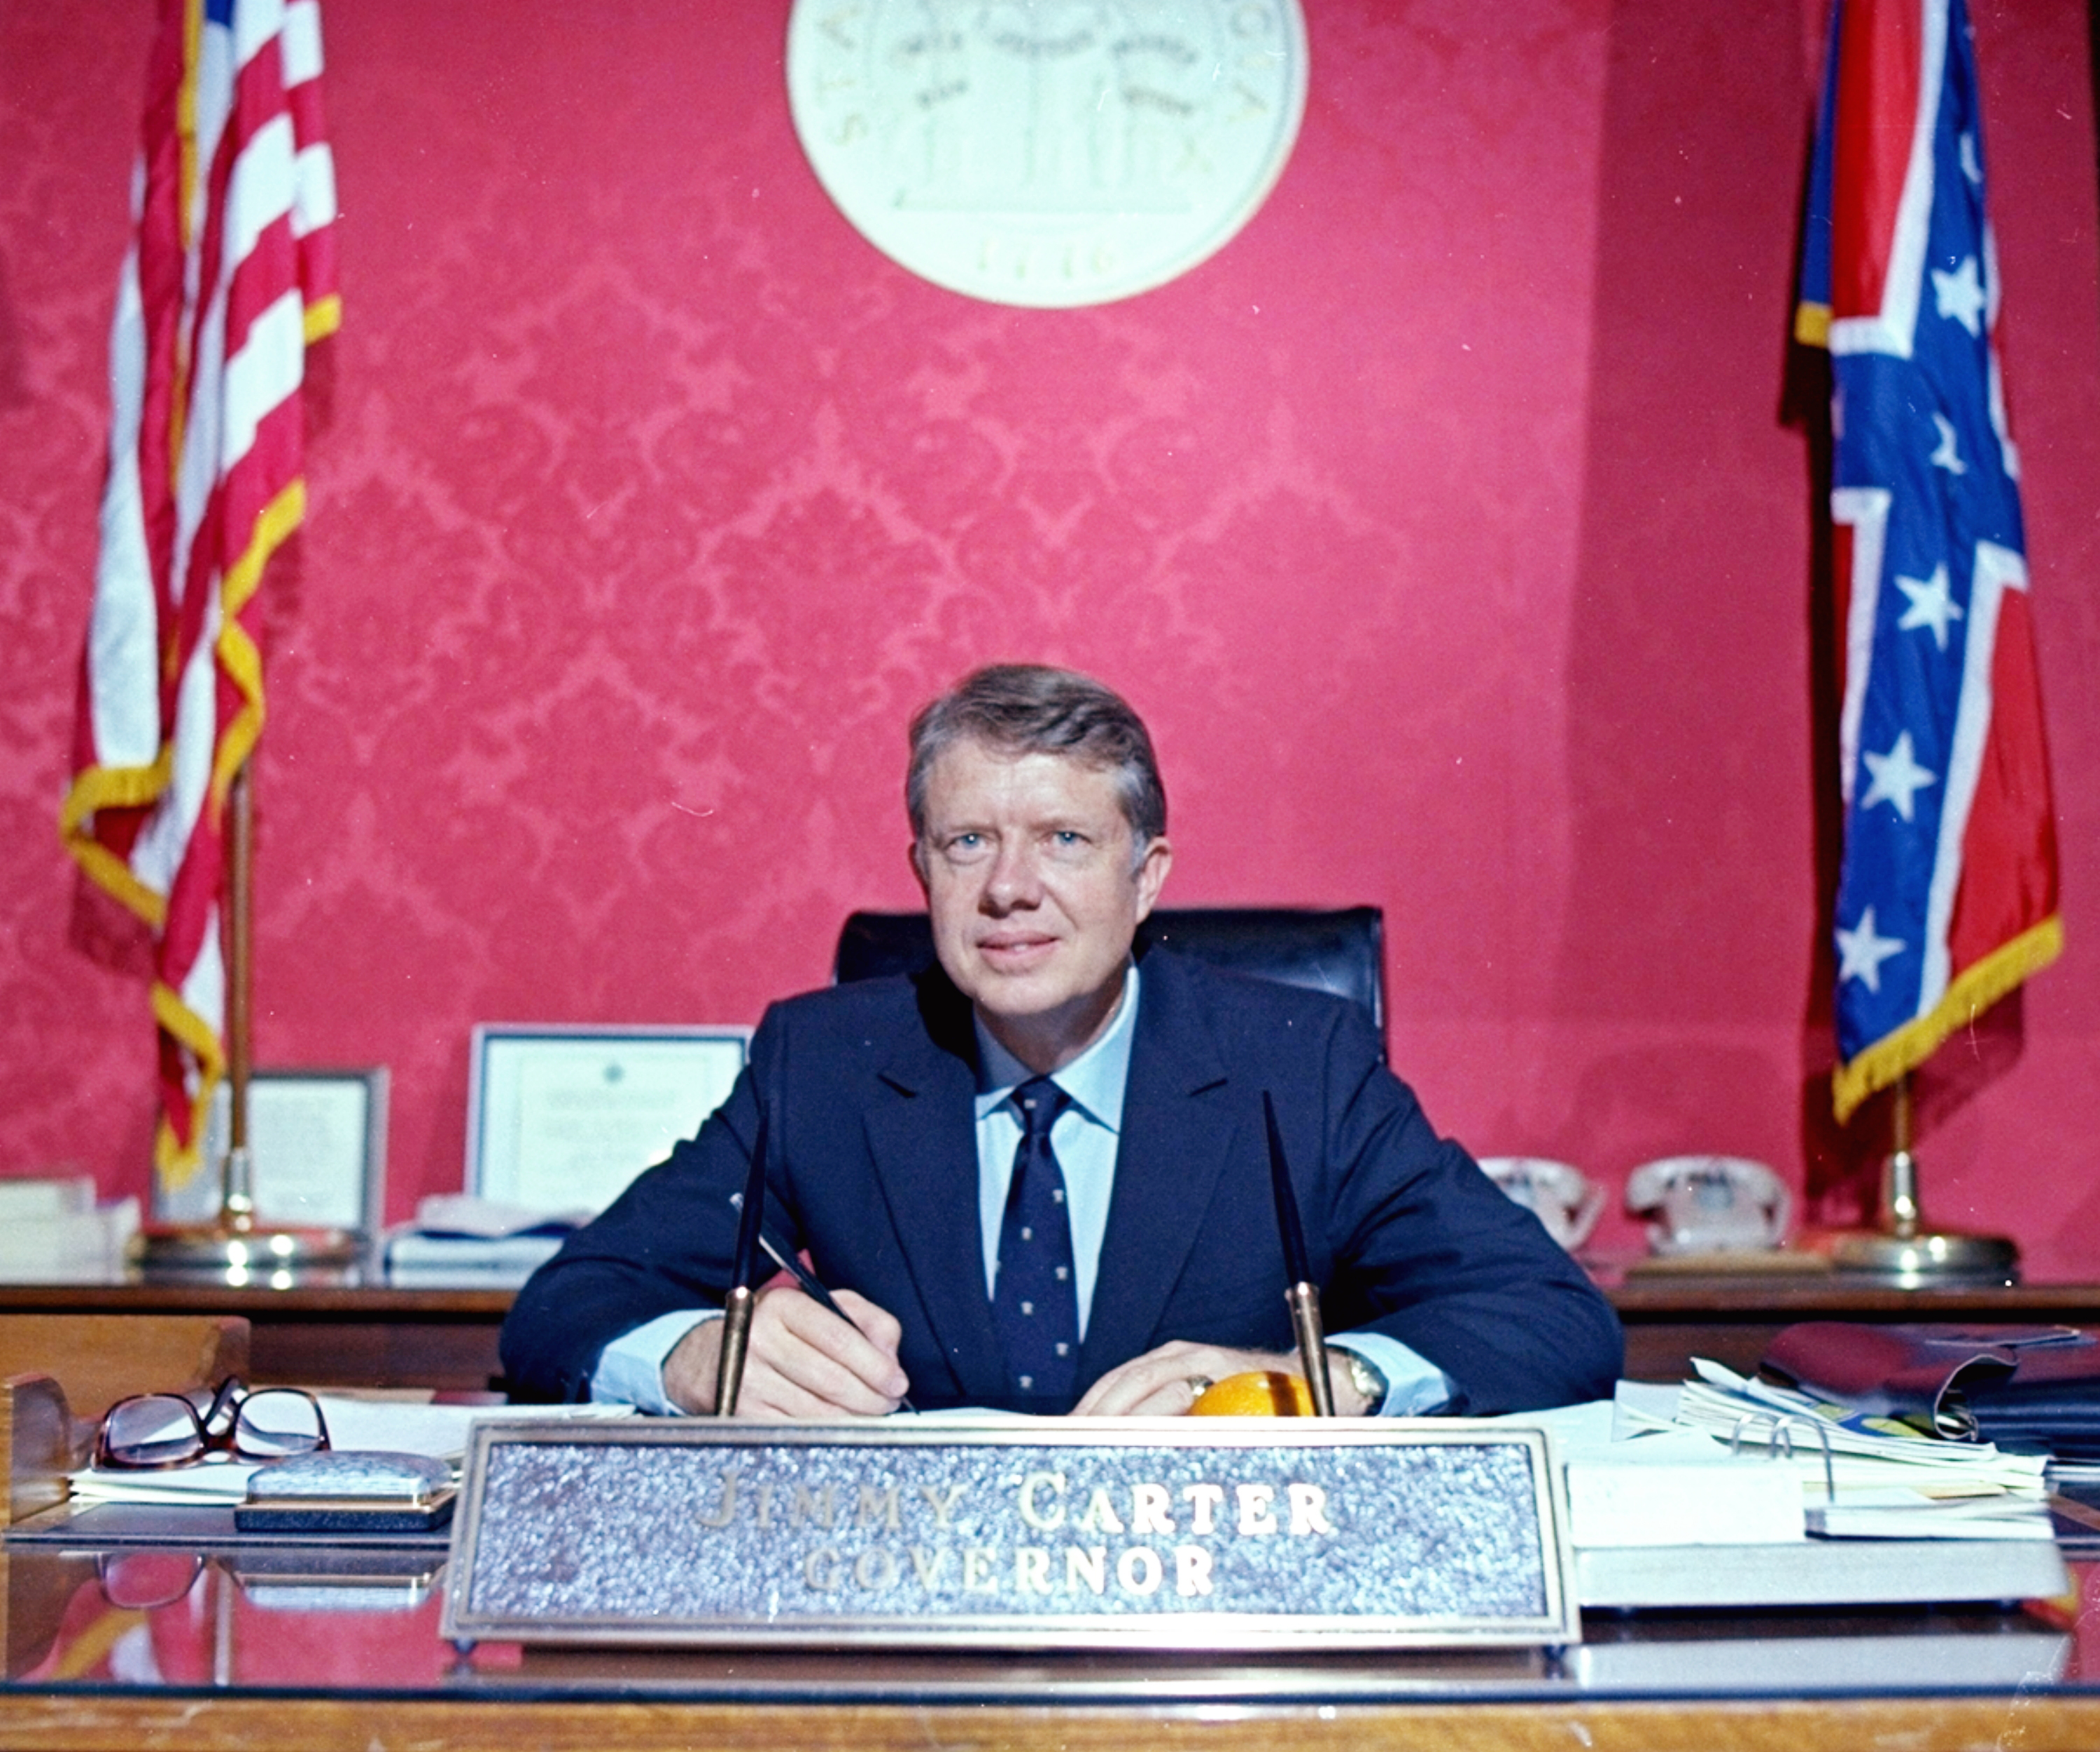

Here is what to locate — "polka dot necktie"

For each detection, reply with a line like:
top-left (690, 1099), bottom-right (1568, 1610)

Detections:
top-left (994, 1077), bottom-right (1079, 1408)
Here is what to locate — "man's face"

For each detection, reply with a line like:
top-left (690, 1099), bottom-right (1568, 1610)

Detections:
top-left (913, 739), bottom-right (1172, 1071)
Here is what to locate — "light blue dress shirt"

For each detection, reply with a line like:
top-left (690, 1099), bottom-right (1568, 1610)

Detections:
top-left (592, 962), bottom-right (1456, 1416)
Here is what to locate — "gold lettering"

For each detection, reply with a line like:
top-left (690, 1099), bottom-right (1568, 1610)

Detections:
top-left (1175, 1545), bottom-right (1214, 1597)
top-left (696, 1469), bottom-right (738, 1528)
top-left (1065, 1546), bottom-right (1107, 1595)
top-left (910, 1545), bottom-right (950, 1591)
top-left (1287, 1482), bottom-right (1335, 1536)
top-left (1130, 1483), bottom-right (1175, 1535)
top-left (804, 1546), bottom-right (844, 1591)
top-left (1236, 1483), bottom-right (1278, 1536)
top-left (1018, 1471), bottom-right (1066, 1532)
top-left (1116, 1546), bottom-right (1163, 1596)
top-left (857, 1483), bottom-right (902, 1531)
top-left (917, 1483), bottom-right (965, 1529)
top-left (963, 1547), bottom-right (1000, 1592)
top-left (854, 1546), bottom-right (900, 1591)
top-left (792, 1484), bottom-right (835, 1529)
top-left (1182, 1483), bottom-right (1224, 1534)
top-left (1014, 1547), bottom-right (1054, 1595)
top-left (1077, 1487), bottom-right (1126, 1534)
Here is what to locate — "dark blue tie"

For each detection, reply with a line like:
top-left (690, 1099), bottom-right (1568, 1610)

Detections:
top-left (994, 1077), bottom-right (1079, 1409)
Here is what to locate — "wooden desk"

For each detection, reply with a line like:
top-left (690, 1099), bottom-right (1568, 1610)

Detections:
top-left (4, 1688), bottom-right (2099, 1750)
top-left (2, 1536), bottom-right (2098, 1751)
top-left (0, 1282), bottom-right (512, 1392)
top-left (1608, 1278), bottom-right (2100, 1381)
top-left (10, 1277), bottom-right (2100, 1392)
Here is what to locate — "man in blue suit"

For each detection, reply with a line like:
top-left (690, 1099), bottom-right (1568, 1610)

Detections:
top-left (501, 666), bottom-right (1621, 1417)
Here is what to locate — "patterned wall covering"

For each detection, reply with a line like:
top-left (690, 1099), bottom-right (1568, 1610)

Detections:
top-left (2, 1), bottom-right (2095, 1269)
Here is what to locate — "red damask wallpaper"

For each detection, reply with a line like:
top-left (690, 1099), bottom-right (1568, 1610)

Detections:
top-left (1, 1), bottom-right (2095, 1268)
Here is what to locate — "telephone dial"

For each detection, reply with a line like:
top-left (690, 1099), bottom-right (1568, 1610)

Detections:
top-left (1477, 1157), bottom-right (1605, 1255)
top-left (1625, 1154), bottom-right (1791, 1256)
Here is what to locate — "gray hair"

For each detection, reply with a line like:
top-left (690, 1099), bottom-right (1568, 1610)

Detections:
top-left (906, 664), bottom-right (1168, 848)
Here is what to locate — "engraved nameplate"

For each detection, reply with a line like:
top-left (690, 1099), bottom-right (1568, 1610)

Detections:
top-left (442, 1418), bottom-right (1577, 1650)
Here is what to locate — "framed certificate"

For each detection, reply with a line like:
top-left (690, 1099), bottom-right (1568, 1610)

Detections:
top-left (157, 1067), bottom-right (388, 1233)
top-left (466, 1025), bottom-right (750, 1216)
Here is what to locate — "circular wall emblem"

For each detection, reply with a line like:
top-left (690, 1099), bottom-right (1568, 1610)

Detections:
top-left (785, 1), bottom-right (1309, 309)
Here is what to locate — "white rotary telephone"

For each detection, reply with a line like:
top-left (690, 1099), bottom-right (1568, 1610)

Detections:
top-left (1624, 1155), bottom-right (1791, 1256)
top-left (1477, 1158), bottom-right (1606, 1255)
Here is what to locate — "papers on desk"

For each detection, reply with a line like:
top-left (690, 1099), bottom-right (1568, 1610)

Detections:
top-left (0, 1177), bottom-right (139, 1283)
top-left (66, 1399), bottom-right (634, 1506)
top-left (1648, 1359), bottom-right (2053, 1537)
top-left (1517, 1366), bottom-right (2068, 1609)
top-left (382, 1195), bottom-right (591, 1286)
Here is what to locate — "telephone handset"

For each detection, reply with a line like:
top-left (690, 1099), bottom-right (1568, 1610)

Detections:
top-left (1477, 1157), bottom-right (1605, 1255)
top-left (1625, 1154), bottom-right (1791, 1256)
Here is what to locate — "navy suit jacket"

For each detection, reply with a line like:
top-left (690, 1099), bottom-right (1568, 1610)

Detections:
top-left (500, 951), bottom-right (1623, 1413)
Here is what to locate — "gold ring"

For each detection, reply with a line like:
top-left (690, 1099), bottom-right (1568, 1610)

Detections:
top-left (1186, 1376), bottom-right (1214, 1399)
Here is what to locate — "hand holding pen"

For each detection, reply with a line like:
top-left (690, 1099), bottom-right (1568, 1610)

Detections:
top-left (707, 1076), bottom-right (913, 1417)
top-left (727, 1199), bottom-right (918, 1415)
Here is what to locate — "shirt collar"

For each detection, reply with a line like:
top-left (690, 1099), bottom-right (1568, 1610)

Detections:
top-left (973, 960), bottom-right (1140, 1132)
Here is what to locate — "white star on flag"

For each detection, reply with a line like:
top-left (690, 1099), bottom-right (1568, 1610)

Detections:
top-left (1861, 730), bottom-right (1938, 820)
top-left (1894, 563), bottom-right (1963, 649)
top-left (1835, 907), bottom-right (1906, 993)
top-left (1931, 255), bottom-right (1986, 335)
top-left (1929, 413), bottom-right (1968, 474)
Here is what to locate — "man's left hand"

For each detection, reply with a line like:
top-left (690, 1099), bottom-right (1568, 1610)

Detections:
top-left (1070, 1340), bottom-right (1376, 1417)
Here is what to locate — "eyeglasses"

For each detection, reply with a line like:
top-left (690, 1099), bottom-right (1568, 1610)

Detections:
top-left (97, 1550), bottom-right (208, 1611)
top-left (94, 1378), bottom-right (330, 1470)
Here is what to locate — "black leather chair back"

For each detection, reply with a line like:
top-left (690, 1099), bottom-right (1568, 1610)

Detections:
top-left (832, 906), bottom-right (1386, 1039)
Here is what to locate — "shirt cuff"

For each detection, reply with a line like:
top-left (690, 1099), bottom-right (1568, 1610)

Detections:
top-left (1328, 1333), bottom-right (1456, 1417)
top-left (590, 1309), bottom-right (717, 1414)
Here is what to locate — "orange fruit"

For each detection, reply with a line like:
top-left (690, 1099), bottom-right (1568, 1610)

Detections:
top-left (1190, 1371), bottom-right (1315, 1417)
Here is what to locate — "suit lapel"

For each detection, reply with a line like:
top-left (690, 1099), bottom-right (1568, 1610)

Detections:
top-left (1081, 954), bottom-right (1238, 1385)
top-left (862, 979), bottom-right (1009, 1406)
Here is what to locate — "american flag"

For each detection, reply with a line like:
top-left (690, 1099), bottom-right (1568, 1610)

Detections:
top-left (1796, 0), bottom-right (2061, 1123)
top-left (59, 0), bottom-right (340, 1186)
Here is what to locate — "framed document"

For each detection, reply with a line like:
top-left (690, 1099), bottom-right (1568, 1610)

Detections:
top-left (466, 1025), bottom-right (750, 1216)
top-left (156, 1067), bottom-right (388, 1233)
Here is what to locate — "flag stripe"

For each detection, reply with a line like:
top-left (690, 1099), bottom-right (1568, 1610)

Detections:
top-left (1919, 540), bottom-right (2024, 1009)
top-left (1829, 0), bottom-right (1945, 358)
top-left (1948, 586), bottom-right (2059, 967)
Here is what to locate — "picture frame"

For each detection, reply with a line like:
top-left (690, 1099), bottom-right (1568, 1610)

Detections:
top-left (465, 1025), bottom-right (750, 1217)
top-left (155, 1067), bottom-right (388, 1235)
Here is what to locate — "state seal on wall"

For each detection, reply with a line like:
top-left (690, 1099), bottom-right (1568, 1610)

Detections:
top-left (785, 1), bottom-right (1309, 308)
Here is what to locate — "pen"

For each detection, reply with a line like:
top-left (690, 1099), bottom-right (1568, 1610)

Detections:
top-left (1265, 1089), bottom-right (1335, 1416)
top-left (727, 1198), bottom-right (920, 1415)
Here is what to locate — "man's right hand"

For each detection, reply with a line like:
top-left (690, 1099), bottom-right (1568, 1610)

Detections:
top-left (661, 1287), bottom-right (911, 1417)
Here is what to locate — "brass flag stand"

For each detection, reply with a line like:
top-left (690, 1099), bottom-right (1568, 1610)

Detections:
top-left (134, 764), bottom-right (360, 1284)
top-left (1830, 1074), bottom-right (2019, 1286)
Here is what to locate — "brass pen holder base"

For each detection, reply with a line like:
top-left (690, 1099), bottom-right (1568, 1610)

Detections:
top-left (134, 1223), bottom-right (363, 1287)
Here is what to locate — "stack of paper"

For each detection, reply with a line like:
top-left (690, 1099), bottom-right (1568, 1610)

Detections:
top-left (383, 1196), bottom-right (592, 1286)
top-left (1513, 1377), bottom-right (2069, 1609)
top-left (1648, 1358), bottom-right (2053, 1539)
top-left (0, 1178), bottom-right (139, 1283)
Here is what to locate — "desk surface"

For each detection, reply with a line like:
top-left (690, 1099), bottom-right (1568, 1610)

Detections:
top-left (13, 1275), bottom-right (2100, 1392)
top-left (4, 1539), bottom-right (2100, 1750)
